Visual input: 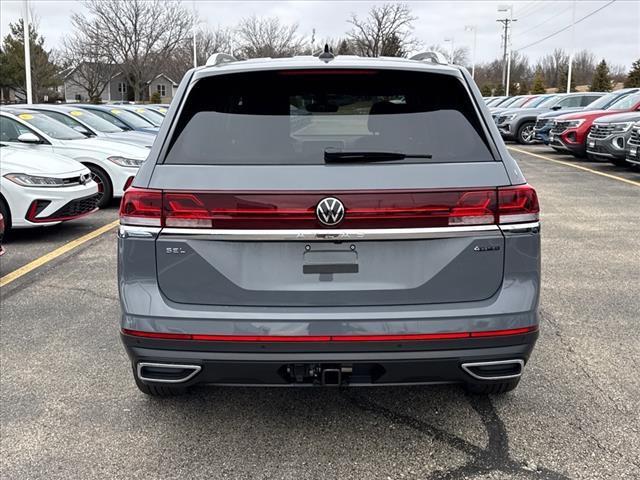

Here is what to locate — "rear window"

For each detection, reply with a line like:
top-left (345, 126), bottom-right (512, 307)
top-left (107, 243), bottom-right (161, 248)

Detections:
top-left (165, 69), bottom-right (494, 165)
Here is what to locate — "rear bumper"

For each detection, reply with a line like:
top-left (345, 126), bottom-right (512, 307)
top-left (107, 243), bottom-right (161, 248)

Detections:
top-left (122, 330), bottom-right (538, 386)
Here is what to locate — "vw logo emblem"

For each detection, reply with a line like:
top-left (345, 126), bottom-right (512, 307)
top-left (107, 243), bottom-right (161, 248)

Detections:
top-left (316, 197), bottom-right (345, 226)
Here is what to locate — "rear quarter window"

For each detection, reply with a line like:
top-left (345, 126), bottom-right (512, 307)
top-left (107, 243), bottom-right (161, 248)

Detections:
top-left (165, 69), bottom-right (495, 165)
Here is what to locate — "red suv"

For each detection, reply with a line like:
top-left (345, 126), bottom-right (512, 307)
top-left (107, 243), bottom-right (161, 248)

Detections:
top-left (549, 90), bottom-right (640, 157)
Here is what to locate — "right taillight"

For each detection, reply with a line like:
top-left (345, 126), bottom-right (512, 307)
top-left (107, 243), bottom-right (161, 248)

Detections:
top-left (119, 187), bottom-right (162, 226)
top-left (497, 184), bottom-right (539, 224)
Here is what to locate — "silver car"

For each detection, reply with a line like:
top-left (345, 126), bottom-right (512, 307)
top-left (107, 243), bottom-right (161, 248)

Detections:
top-left (496, 93), bottom-right (602, 144)
top-left (118, 51), bottom-right (541, 396)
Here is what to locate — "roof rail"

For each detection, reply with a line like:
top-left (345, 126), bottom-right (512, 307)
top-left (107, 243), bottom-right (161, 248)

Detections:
top-left (205, 52), bottom-right (238, 67)
top-left (409, 51), bottom-right (449, 66)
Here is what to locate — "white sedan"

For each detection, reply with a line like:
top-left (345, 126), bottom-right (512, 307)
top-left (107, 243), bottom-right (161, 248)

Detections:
top-left (0, 145), bottom-right (99, 232)
top-left (25, 104), bottom-right (155, 148)
top-left (0, 109), bottom-right (148, 208)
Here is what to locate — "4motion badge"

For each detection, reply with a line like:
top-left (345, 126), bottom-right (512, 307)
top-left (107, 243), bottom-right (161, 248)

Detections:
top-left (473, 245), bottom-right (501, 252)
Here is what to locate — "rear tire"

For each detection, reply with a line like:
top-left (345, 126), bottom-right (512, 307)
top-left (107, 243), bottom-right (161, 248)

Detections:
top-left (464, 379), bottom-right (520, 395)
top-left (516, 122), bottom-right (536, 145)
top-left (610, 158), bottom-right (627, 167)
top-left (85, 164), bottom-right (113, 208)
top-left (132, 366), bottom-right (188, 397)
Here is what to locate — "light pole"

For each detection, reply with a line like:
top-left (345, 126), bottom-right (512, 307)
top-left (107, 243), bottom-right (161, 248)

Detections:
top-left (566, 0), bottom-right (576, 93)
top-left (497, 5), bottom-right (516, 96)
top-left (22, 0), bottom-right (33, 104)
top-left (192, 0), bottom-right (197, 67)
top-left (444, 37), bottom-right (455, 63)
top-left (464, 25), bottom-right (477, 79)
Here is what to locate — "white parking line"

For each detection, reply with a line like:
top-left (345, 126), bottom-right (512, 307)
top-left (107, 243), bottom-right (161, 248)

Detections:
top-left (0, 220), bottom-right (119, 288)
top-left (508, 146), bottom-right (640, 188)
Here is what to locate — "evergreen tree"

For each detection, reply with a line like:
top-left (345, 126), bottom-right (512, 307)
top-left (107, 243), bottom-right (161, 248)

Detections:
top-left (380, 33), bottom-right (405, 57)
top-left (337, 39), bottom-right (353, 55)
top-left (532, 69), bottom-right (546, 94)
top-left (480, 84), bottom-right (493, 96)
top-left (558, 66), bottom-right (576, 92)
top-left (518, 80), bottom-right (530, 95)
top-left (590, 60), bottom-right (612, 92)
top-left (494, 84), bottom-right (505, 96)
top-left (0, 19), bottom-right (59, 101)
top-left (624, 59), bottom-right (640, 88)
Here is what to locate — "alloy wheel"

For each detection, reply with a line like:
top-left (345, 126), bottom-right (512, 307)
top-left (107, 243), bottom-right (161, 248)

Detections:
top-left (521, 125), bottom-right (535, 144)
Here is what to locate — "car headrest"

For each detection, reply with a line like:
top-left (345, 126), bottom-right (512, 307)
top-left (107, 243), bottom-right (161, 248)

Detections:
top-left (367, 101), bottom-right (409, 133)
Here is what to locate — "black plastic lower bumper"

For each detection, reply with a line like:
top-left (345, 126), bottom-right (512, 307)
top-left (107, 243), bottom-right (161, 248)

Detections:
top-left (122, 331), bottom-right (538, 387)
top-left (586, 137), bottom-right (626, 161)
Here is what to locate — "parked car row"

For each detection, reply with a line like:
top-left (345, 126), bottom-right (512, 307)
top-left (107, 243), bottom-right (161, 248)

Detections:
top-left (484, 88), bottom-right (640, 168)
top-left (0, 103), bottom-right (167, 240)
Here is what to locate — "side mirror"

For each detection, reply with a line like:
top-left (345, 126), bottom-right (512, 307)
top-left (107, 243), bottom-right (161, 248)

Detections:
top-left (17, 132), bottom-right (41, 144)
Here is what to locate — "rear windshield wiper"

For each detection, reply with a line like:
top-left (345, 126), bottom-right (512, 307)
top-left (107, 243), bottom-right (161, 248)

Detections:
top-left (324, 150), bottom-right (433, 163)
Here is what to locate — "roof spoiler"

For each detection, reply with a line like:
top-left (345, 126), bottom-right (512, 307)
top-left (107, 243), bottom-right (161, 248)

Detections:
top-left (409, 51), bottom-right (449, 66)
top-left (205, 53), bottom-right (238, 67)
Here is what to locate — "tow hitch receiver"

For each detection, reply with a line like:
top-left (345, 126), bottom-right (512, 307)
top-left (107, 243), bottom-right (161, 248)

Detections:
top-left (284, 364), bottom-right (353, 385)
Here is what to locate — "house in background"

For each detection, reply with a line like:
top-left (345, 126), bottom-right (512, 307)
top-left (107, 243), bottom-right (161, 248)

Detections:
top-left (146, 74), bottom-right (178, 102)
top-left (0, 86), bottom-right (25, 104)
top-left (63, 63), bottom-right (179, 103)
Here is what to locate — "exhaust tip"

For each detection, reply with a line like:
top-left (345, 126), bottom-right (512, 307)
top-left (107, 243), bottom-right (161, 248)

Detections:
top-left (137, 362), bottom-right (202, 384)
top-left (461, 359), bottom-right (524, 381)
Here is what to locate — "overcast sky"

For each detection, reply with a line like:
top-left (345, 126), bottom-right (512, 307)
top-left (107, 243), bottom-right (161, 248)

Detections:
top-left (1, 0), bottom-right (639, 69)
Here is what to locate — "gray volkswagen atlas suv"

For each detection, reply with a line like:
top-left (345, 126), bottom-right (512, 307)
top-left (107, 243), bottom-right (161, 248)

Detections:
top-left (118, 51), bottom-right (541, 396)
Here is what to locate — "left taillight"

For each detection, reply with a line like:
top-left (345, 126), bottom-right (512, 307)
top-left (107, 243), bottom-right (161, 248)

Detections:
top-left (119, 187), bottom-right (162, 226)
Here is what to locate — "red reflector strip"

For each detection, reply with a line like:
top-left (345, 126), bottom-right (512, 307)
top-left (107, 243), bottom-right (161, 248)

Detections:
top-left (469, 327), bottom-right (536, 337)
top-left (120, 188), bottom-right (502, 229)
top-left (277, 69), bottom-right (378, 76)
top-left (121, 326), bottom-right (537, 342)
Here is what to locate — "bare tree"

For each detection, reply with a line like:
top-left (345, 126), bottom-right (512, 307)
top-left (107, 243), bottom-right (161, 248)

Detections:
top-left (536, 48), bottom-right (569, 88)
top-left (236, 16), bottom-right (307, 58)
top-left (72, 0), bottom-right (194, 101)
top-left (61, 29), bottom-right (114, 102)
top-left (196, 26), bottom-right (235, 64)
top-left (474, 52), bottom-right (531, 95)
top-left (572, 50), bottom-right (597, 85)
top-left (347, 3), bottom-right (419, 57)
top-left (427, 44), bottom-right (470, 66)
top-left (608, 63), bottom-right (627, 83)
top-left (163, 25), bottom-right (235, 82)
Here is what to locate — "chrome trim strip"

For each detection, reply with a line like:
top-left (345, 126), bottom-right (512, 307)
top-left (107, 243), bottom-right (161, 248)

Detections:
top-left (136, 362), bottom-right (202, 384)
top-left (160, 224), bottom-right (501, 241)
top-left (461, 359), bottom-right (524, 381)
top-left (499, 221), bottom-right (540, 233)
top-left (118, 225), bottom-right (162, 238)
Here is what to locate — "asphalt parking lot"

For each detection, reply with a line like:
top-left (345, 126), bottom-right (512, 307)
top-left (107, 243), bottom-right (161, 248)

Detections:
top-left (1, 145), bottom-right (639, 480)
